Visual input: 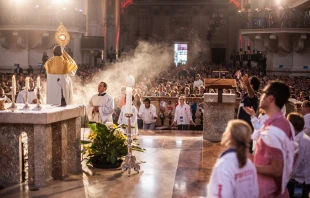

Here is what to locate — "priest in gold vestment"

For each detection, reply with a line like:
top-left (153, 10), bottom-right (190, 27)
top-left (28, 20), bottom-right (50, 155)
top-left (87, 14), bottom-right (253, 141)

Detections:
top-left (44, 45), bottom-right (78, 105)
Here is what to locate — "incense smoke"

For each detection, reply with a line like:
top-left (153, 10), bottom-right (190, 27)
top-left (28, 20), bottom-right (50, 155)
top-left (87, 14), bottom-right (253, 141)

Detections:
top-left (73, 41), bottom-right (173, 105)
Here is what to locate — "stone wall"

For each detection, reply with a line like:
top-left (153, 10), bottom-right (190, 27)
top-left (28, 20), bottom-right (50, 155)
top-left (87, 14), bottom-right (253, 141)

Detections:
top-left (0, 124), bottom-right (33, 185)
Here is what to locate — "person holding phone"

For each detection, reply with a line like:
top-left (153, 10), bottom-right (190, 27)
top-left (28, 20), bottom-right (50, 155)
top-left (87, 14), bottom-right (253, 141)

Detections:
top-left (236, 70), bottom-right (260, 153)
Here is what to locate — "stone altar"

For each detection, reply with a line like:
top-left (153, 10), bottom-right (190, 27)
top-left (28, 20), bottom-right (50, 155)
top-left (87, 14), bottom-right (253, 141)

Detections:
top-left (203, 93), bottom-right (235, 141)
top-left (0, 104), bottom-right (84, 188)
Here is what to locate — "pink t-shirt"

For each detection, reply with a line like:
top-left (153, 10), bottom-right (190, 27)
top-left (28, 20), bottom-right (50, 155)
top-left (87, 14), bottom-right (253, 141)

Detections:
top-left (254, 111), bottom-right (291, 198)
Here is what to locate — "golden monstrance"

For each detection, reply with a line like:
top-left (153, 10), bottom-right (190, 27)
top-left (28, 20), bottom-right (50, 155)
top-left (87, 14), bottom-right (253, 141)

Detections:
top-left (55, 22), bottom-right (70, 47)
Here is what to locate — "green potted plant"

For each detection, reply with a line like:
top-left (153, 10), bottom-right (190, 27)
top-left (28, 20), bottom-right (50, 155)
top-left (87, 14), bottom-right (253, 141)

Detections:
top-left (81, 122), bottom-right (145, 169)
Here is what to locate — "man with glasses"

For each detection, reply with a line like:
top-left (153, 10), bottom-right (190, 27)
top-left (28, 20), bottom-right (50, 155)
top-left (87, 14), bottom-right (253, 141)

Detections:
top-left (252, 81), bottom-right (295, 197)
top-left (301, 100), bottom-right (310, 136)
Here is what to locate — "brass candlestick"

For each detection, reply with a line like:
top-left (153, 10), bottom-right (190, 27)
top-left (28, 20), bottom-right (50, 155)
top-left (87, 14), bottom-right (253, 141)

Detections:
top-left (33, 88), bottom-right (42, 111)
top-left (121, 113), bottom-right (140, 176)
top-left (9, 91), bottom-right (17, 109)
top-left (22, 89), bottom-right (30, 110)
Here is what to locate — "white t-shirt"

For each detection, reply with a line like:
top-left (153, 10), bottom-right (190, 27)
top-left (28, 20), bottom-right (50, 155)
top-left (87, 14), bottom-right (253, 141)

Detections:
top-left (291, 131), bottom-right (310, 184)
top-left (173, 103), bottom-right (192, 125)
top-left (208, 149), bottom-right (259, 198)
top-left (304, 113), bottom-right (310, 136)
top-left (16, 89), bottom-right (37, 104)
top-left (193, 79), bottom-right (203, 88)
top-left (138, 104), bottom-right (157, 124)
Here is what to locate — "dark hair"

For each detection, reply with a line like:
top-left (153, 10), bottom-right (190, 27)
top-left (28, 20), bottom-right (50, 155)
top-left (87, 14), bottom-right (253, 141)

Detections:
top-left (250, 76), bottom-right (260, 91)
top-left (53, 45), bottom-right (62, 56)
top-left (265, 81), bottom-right (290, 109)
top-left (287, 113), bottom-right (305, 133)
top-left (143, 98), bottom-right (151, 103)
top-left (100, 82), bottom-right (107, 88)
top-left (303, 100), bottom-right (310, 108)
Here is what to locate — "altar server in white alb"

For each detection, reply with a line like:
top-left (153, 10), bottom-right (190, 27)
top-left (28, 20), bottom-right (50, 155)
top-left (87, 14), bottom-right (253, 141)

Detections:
top-left (16, 78), bottom-right (38, 104)
top-left (208, 120), bottom-right (259, 198)
top-left (44, 45), bottom-right (77, 105)
top-left (172, 96), bottom-right (196, 130)
top-left (118, 95), bottom-right (138, 135)
top-left (86, 82), bottom-right (114, 124)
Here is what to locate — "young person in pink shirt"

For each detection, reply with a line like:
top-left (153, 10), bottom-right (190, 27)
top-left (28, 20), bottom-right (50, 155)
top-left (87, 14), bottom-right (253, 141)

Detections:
top-left (252, 81), bottom-right (295, 198)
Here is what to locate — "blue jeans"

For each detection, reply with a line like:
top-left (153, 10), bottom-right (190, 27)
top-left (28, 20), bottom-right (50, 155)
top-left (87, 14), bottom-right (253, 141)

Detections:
top-left (138, 119), bottom-right (143, 129)
top-left (143, 122), bottom-right (156, 130)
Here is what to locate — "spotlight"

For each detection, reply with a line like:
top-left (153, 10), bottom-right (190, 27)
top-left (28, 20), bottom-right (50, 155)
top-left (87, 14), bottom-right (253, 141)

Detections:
top-left (63, 7), bottom-right (66, 10)
top-left (79, 9), bottom-right (83, 12)
top-left (35, 5), bottom-right (39, 8)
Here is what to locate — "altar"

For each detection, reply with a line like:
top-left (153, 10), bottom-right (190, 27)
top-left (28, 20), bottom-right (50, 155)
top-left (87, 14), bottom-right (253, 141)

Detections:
top-left (0, 104), bottom-right (84, 188)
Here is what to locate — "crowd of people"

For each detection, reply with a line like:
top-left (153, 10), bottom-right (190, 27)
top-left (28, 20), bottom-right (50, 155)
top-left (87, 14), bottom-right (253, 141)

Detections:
top-left (1, 48), bottom-right (310, 197)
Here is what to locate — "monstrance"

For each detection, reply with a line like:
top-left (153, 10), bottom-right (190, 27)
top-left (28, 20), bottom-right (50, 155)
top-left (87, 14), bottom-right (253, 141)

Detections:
top-left (55, 22), bottom-right (70, 47)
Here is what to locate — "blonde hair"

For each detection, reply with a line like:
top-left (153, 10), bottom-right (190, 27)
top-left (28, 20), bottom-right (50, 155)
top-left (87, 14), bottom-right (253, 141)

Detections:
top-left (221, 120), bottom-right (251, 168)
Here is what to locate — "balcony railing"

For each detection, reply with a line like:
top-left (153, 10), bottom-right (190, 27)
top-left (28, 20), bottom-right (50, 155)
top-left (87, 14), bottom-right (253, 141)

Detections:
top-left (239, 10), bottom-right (310, 29)
top-left (0, 9), bottom-right (86, 32)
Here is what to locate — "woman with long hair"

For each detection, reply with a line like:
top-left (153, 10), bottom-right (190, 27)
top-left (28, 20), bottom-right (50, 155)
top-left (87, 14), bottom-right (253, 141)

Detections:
top-left (208, 120), bottom-right (258, 198)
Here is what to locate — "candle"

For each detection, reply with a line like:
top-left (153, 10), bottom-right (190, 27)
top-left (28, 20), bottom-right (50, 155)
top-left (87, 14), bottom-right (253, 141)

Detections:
top-left (125, 87), bottom-right (132, 114)
top-left (25, 77), bottom-right (29, 90)
top-left (126, 75), bottom-right (135, 88)
top-left (12, 75), bottom-right (16, 95)
top-left (36, 76), bottom-right (40, 89)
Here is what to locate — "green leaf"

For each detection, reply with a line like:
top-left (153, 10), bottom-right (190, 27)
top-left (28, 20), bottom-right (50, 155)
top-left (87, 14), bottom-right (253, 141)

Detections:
top-left (96, 122), bottom-right (108, 132)
top-left (88, 123), bottom-right (96, 132)
top-left (110, 155), bottom-right (116, 164)
top-left (81, 140), bottom-right (92, 144)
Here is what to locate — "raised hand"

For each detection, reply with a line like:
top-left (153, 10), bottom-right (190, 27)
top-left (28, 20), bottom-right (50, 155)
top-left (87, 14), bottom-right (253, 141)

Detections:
top-left (242, 106), bottom-right (256, 116)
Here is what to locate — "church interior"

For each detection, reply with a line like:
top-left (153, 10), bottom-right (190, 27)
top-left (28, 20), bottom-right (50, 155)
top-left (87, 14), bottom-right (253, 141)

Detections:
top-left (0, 0), bottom-right (310, 197)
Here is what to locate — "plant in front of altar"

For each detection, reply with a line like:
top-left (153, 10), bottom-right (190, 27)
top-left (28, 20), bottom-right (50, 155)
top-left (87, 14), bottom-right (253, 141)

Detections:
top-left (81, 122), bottom-right (145, 167)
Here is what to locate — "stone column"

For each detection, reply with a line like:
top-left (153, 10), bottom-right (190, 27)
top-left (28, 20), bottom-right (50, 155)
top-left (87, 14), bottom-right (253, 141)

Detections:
top-left (28, 124), bottom-right (53, 188)
top-left (100, 0), bottom-right (107, 60)
top-left (52, 121), bottom-right (68, 179)
top-left (67, 117), bottom-right (82, 173)
top-left (203, 93), bottom-right (235, 141)
top-left (71, 33), bottom-right (82, 64)
top-left (83, 0), bottom-right (88, 36)
top-left (88, 0), bottom-right (99, 36)
top-left (106, 0), bottom-right (117, 57)
top-left (115, 0), bottom-right (120, 58)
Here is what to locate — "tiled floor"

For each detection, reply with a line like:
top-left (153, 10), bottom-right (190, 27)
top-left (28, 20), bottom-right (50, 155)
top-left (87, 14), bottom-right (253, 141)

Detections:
top-left (0, 130), bottom-right (224, 198)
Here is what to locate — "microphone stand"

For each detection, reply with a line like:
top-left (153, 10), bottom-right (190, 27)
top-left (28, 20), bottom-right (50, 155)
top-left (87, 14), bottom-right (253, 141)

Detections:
top-left (57, 79), bottom-right (67, 106)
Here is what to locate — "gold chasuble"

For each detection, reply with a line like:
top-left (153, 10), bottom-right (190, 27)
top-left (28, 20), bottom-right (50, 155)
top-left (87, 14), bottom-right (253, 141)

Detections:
top-left (44, 50), bottom-right (78, 105)
top-left (44, 51), bottom-right (77, 74)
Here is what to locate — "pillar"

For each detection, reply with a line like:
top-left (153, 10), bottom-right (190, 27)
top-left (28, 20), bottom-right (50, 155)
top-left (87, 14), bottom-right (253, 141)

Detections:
top-left (28, 124), bottom-right (53, 188)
